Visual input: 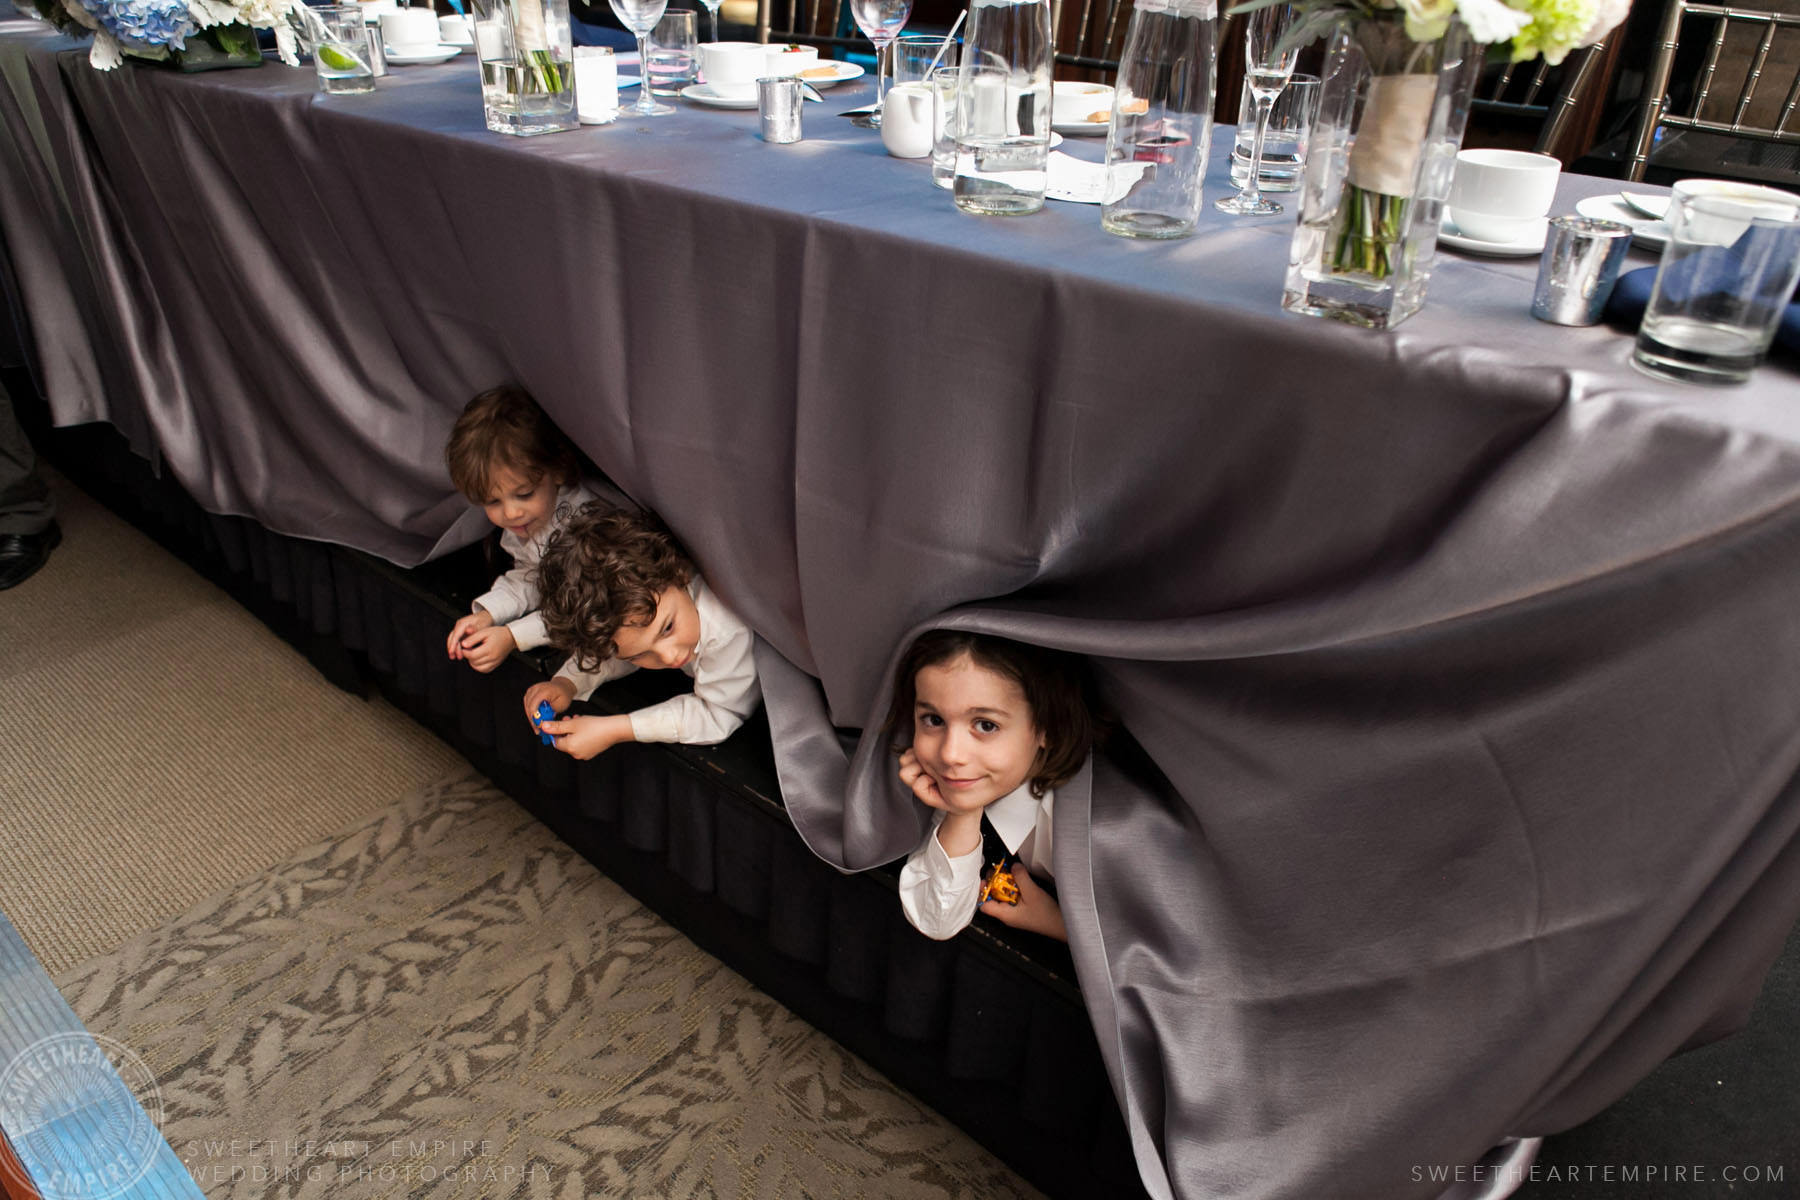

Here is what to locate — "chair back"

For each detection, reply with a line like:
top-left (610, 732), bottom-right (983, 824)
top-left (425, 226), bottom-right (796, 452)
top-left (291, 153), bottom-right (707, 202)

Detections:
top-left (1629, 1), bottom-right (1800, 181)
top-left (1051, 0), bottom-right (1248, 122)
top-left (757, 0), bottom-right (863, 51)
top-left (1469, 40), bottom-right (1615, 163)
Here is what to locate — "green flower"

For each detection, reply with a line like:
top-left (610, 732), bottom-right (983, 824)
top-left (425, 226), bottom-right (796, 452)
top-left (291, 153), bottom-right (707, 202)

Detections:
top-left (1506, 0), bottom-right (1599, 63)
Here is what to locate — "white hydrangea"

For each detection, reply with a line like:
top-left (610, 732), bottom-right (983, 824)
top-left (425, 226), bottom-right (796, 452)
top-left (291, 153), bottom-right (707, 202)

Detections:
top-left (1453, 0), bottom-right (1533, 44)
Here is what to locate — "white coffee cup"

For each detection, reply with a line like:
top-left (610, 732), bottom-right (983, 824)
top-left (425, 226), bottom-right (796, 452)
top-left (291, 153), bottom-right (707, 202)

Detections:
top-left (438, 14), bottom-right (473, 46)
top-left (764, 44), bottom-right (819, 77)
top-left (1448, 148), bottom-right (1560, 243)
top-left (1051, 81), bottom-right (1113, 127)
top-left (880, 82), bottom-right (934, 158)
top-left (381, 7), bottom-right (439, 51)
top-left (698, 41), bottom-right (766, 99)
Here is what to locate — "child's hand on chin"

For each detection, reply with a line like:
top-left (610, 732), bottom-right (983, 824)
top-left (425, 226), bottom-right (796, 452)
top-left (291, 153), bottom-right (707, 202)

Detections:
top-left (981, 868), bottom-right (1067, 941)
top-left (898, 748), bottom-right (989, 817)
top-left (537, 714), bottom-right (630, 760)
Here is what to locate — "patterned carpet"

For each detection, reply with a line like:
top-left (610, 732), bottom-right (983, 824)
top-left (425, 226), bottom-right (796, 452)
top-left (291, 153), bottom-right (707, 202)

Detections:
top-left (56, 775), bottom-right (1038, 1200)
top-left (0, 471), bottom-right (466, 975)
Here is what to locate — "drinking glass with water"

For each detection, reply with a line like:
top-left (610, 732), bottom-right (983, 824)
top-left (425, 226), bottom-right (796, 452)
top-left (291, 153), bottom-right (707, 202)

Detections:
top-left (311, 5), bottom-right (376, 94)
top-left (647, 8), bottom-right (698, 97)
top-left (1230, 74), bottom-right (1318, 194)
top-left (954, 0), bottom-right (1052, 217)
top-left (1633, 184), bottom-right (1800, 385)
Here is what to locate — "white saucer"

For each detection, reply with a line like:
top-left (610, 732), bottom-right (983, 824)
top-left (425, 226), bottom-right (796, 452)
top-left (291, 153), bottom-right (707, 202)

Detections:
top-left (682, 83), bottom-right (758, 109)
top-left (1052, 118), bottom-right (1111, 137)
top-left (791, 61), bottom-right (863, 88)
top-left (1574, 194), bottom-right (1671, 252)
top-left (1438, 216), bottom-right (1547, 257)
top-left (385, 43), bottom-right (461, 65)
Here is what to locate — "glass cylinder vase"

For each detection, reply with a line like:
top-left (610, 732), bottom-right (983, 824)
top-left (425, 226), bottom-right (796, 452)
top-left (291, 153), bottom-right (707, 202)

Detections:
top-left (1281, 15), bottom-right (1482, 329)
top-left (469, 0), bottom-right (579, 136)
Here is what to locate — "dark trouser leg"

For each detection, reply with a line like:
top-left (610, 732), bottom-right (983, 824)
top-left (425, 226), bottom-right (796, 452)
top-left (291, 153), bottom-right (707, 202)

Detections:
top-left (0, 374), bottom-right (52, 537)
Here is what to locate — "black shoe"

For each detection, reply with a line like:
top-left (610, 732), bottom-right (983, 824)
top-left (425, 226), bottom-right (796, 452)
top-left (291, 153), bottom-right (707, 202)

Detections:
top-left (0, 521), bottom-right (61, 591)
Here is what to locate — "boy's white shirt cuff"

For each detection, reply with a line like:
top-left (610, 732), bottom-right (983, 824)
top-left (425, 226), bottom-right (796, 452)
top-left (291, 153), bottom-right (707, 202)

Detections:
top-left (507, 613), bottom-right (549, 652)
top-left (628, 704), bottom-right (680, 744)
top-left (472, 590), bottom-right (524, 625)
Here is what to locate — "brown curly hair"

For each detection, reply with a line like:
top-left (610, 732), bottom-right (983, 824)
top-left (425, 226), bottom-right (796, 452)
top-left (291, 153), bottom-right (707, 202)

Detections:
top-left (444, 385), bottom-right (583, 503)
top-left (881, 630), bottom-right (1099, 798)
top-left (537, 503), bottom-right (694, 672)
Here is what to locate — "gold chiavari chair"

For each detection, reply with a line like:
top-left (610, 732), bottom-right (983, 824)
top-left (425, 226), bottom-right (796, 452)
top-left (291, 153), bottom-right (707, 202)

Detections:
top-left (1471, 40), bottom-right (1615, 162)
top-left (756, 0), bottom-right (862, 51)
top-left (1628, 0), bottom-right (1800, 181)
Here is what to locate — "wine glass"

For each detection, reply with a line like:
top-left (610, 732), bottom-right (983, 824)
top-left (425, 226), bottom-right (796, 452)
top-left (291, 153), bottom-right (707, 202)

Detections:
top-left (1215, 3), bottom-right (1298, 215)
top-left (696, 0), bottom-right (721, 45)
top-left (848, 0), bottom-right (913, 126)
top-left (609, 0), bottom-right (675, 116)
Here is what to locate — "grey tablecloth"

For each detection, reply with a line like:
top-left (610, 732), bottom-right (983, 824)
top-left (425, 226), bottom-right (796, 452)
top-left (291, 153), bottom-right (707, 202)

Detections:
top-left (5, 20), bottom-right (1800, 1200)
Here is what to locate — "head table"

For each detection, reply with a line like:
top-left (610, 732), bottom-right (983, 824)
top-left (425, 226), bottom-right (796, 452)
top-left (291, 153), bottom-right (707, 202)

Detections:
top-left (4, 17), bottom-right (1800, 1200)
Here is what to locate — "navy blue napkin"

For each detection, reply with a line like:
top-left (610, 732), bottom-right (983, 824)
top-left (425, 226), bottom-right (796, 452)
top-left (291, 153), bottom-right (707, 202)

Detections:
top-left (1605, 264), bottom-right (1800, 357)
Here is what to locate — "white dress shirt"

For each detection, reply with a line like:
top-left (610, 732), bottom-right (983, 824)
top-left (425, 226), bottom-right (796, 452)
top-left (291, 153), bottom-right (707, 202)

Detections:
top-left (898, 784), bottom-right (1056, 941)
top-left (556, 576), bottom-right (762, 745)
top-left (472, 480), bottom-right (605, 652)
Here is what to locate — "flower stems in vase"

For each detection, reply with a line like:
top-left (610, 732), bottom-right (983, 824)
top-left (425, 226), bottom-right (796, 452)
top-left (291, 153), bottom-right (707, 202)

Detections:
top-left (1281, 15), bottom-right (1481, 328)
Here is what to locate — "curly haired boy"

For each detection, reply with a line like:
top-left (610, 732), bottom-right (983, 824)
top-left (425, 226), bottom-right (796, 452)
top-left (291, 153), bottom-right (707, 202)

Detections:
top-left (523, 504), bottom-right (761, 759)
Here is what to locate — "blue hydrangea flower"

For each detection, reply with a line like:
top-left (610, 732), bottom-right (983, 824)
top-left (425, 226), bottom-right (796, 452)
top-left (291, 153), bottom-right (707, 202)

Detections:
top-left (67, 0), bottom-right (196, 52)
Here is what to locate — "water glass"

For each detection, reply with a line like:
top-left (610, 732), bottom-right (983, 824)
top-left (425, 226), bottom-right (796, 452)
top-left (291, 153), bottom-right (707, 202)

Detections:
top-left (1101, 0), bottom-right (1219, 239)
top-left (759, 76), bottom-right (803, 143)
top-left (1633, 184), bottom-right (1800, 384)
top-left (1230, 73), bottom-right (1317, 193)
top-left (929, 65), bottom-right (971, 190)
top-left (312, 5), bottom-right (376, 94)
top-left (894, 32), bottom-right (952, 85)
top-left (648, 8), bottom-right (698, 96)
top-left (954, 0), bottom-right (1052, 217)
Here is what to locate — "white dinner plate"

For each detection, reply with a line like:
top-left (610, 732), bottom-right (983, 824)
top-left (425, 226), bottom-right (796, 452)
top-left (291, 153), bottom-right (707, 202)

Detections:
top-left (791, 61), bottom-right (864, 88)
top-left (1574, 194), bottom-right (1670, 252)
top-left (385, 43), bottom-right (461, 65)
top-left (1438, 215), bottom-right (1547, 257)
top-left (682, 83), bottom-right (759, 110)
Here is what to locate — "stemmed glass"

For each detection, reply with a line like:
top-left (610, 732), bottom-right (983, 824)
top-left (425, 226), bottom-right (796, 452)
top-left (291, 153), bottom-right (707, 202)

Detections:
top-left (609, 0), bottom-right (675, 116)
top-left (696, 0), bottom-right (721, 44)
top-left (1216, 3), bottom-right (1298, 215)
top-left (848, 0), bottom-right (913, 127)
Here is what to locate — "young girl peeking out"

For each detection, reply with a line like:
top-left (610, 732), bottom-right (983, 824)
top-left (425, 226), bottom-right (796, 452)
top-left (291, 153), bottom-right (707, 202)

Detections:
top-left (888, 630), bottom-right (1097, 942)
top-left (524, 504), bottom-right (761, 759)
top-left (443, 386), bottom-right (606, 673)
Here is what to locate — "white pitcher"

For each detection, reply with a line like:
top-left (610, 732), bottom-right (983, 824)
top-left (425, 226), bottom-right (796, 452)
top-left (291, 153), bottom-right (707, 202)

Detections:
top-left (880, 82), bottom-right (935, 159)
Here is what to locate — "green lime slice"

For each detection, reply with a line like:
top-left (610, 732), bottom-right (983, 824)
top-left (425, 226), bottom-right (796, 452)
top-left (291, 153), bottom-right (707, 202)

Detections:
top-left (317, 44), bottom-right (367, 73)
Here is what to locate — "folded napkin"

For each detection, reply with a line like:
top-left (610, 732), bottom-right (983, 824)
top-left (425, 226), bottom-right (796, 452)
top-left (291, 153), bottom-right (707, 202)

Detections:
top-left (1603, 264), bottom-right (1800, 358)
